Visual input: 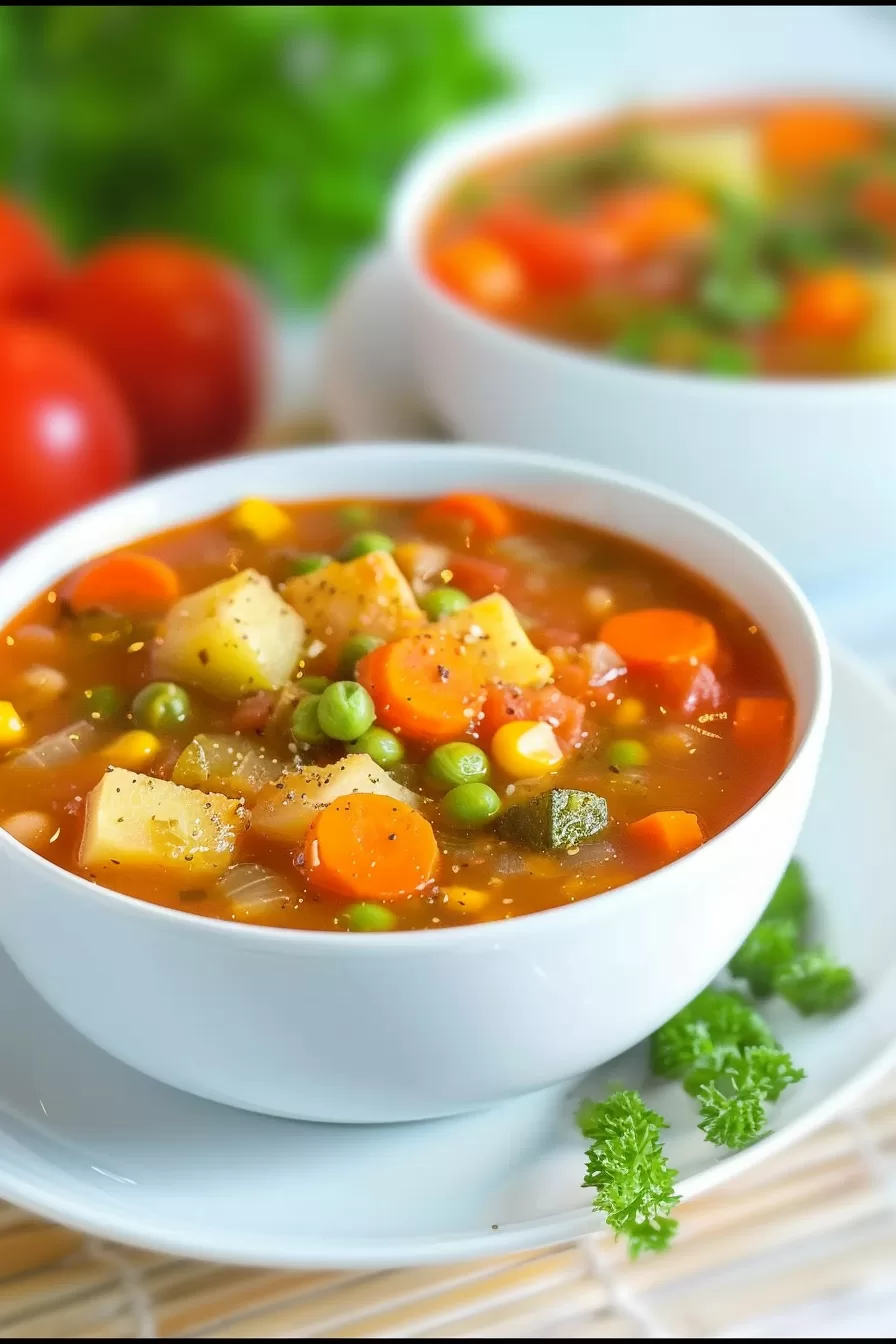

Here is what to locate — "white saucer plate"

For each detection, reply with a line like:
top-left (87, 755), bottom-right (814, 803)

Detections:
top-left (0, 646), bottom-right (893, 1268)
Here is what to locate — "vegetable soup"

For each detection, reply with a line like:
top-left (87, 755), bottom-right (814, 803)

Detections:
top-left (0, 494), bottom-right (792, 931)
top-left (425, 99), bottom-right (896, 377)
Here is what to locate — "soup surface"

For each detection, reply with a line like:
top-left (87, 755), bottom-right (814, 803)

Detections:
top-left (426, 99), bottom-right (896, 377)
top-left (0, 494), bottom-right (792, 931)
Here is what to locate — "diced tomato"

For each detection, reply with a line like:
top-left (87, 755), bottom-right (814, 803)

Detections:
top-left (482, 201), bottom-right (618, 293)
top-left (477, 682), bottom-right (585, 751)
top-left (446, 553), bottom-right (509, 599)
top-left (681, 663), bottom-right (724, 716)
top-left (478, 684), bottom-right (529, 742)
top-left (526, 685), bottom-right (587, 750)
top-left (856, 175), bottom-right (896, 236)
top-left (231, 691), bottom-right (277, 735)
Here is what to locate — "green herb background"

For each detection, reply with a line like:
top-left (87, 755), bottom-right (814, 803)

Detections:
top-left (0, 5), bottom-right (511, 306)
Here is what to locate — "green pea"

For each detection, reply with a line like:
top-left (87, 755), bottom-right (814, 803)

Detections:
top-left (345, 902), bottom-right (397, 932)
top-left (338, 503), bottom-right (376, 530)
top-left (338, 531), bottom-right (394, 562)
top-left (427, 741), bottom-right (490, 789)
top-left (291, 552), bottom-right (332, 576)
top-left (298, 675), bottom-right (330, 695)
top-left (443, 782), bottom-right (501, 829)
top-left (291, 694), bottom-right (326, 745)
top-left (131, 681), bottom-right (191, 731)
top-left (81, 684), bottom-right (124, 722)
top-left (420, 586), bottom-right (471, 621)
top-left (607, 738), bottom-right (650, 770)
top-left (352, 726), bottom-right (404, 770)
top-left (317, 680), bottom-right (375, 741)
top-left (339, 633), bottom-right (384, 678)
top-left (701, 340), bottom-right (756, 377)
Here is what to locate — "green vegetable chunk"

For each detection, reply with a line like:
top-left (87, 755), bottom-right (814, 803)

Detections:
top-left (291, 694), bottom-right (326, 746)
top-left (338, 504), bottom-right (376, 530)
top-left (81, 685), bottom-right (124, 722)
top-left (345, 902), bottom-right (397, 932)
top-left (577, 1089), bottom-right (680, 1257)
top-left (427, 741), bottom-right (490, 788)
top-left (338, 531), bottom-right (395, 561)
top-left (442, 781), bottom-right (500, 829)
top-left (339, 634), bottom-right (385, 678)
top-left (291, 553), bottom-right (332, 576)
top-left (420, 586), bottom-right (471, 621)
top-left (317, 680), bottom-right (375, 740)
top-left (699, 267), bottom-right (783, 327)
top-left (351, 726), bottom-right (404, 770)
top-left (131, 681), bottom-right (191, 731)
top-left (496, 788), bottom-right (608, 851)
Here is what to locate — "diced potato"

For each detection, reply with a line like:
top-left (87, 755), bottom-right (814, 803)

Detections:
top-left (642, 124), bottom-right (763, 204)
top-left (172, 734), bottom-right (285, 802)
top-left (282, 551), bottom-right (424, 656)
top-left (252, 753), bottom-right (420, 844)
top-left (154, 569), bottom-right (304, 701)
top-left (80, 768), bottom-right (247, 879)
top-left (441, 594), bottom-right (553, 688)
top-left (849, 270), bottom-right (896, 373)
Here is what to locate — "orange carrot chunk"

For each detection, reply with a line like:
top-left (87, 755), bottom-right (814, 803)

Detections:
top-left (419, 493), bottom-right (514, 540)
top-left (68, 552), bottom-right (180, 615)
top-left (590, 185), bottom-right (713, 263)
top-left (732, 696), bottom-right (791, 748)
top-left (429, 236), bottom-right (526, 312)
top-left (357, 630), bottom-right (486, 745)
top-left (304, 794), bottom-right (438, 901)
top-left (629, 810), bottom-right (704, 860)
top-left (782, 268), bottom-right (872, 340)
top-left (762, 102), bottom-right (877, 174)
top-left (599, 609), bottom-right (718, 671)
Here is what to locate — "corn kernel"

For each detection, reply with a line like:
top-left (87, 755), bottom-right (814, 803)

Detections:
top-left (613, 697), bottom-right (646, 729)
top-left (652, 727), bottom-right (697, 757)
top-left (102, 730), bottom-right (162, 769)
top-left (441, 885), bottom-right (491, 916)
top-left (491, 719), bottom-right (564, 779)
top-left (228, 498), bottom-right (292, 543)
top-left (0, 701), bottom-right (26, 748)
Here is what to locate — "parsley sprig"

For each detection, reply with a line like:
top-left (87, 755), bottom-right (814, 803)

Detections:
top-left (578, 860), bottom-right (856, 1256)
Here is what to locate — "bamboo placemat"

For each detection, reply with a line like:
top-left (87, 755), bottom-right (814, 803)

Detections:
top-left (0, 1070), bottom-right (894, 1337)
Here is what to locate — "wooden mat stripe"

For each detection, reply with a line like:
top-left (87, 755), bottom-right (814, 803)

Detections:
top-left (0, 1076), bottom-right (893, 1338)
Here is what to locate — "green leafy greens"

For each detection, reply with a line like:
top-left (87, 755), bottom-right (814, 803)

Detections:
top-left (578, 860), bottom-right (856, 1256)
top-left (0, 5), bottom-right (511, 305)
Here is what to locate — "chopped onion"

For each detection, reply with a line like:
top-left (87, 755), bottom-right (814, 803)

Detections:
top-left (8, 720), bottom-right (99, 770)
top-left (554, 840), bottom-right (616, 872)
top-left (16, 664), bottom-right (68, 711)
top-left (581, 641), bottom-right (626, 687)
top-left (215, 863), bottom-right (292, 922)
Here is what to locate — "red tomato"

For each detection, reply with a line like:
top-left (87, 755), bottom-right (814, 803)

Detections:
top-left (0, 197), bottom-right (65, 316)
top-left (0, 323), bottom-right (136, 553)
top-left (53, 239), bottom-right (267, 472)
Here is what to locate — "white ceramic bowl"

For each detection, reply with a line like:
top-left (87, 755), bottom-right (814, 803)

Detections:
top-left (390, 92), bottom-right (896, 593)
top-left (0, 445), bottom-right (829, 1123)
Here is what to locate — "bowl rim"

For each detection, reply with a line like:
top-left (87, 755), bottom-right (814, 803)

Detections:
top-left (0, 441), bottom-right (830, 954)
top-left (389, 86), bottom-right (896, 400)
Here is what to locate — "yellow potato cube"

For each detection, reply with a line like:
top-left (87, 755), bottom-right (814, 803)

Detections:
top-left (80, 768), bottom-right (247, 879)
top-left (282, 551), bottom-right (424, 653)
top-left (442, 594), bottom-right (553, 688)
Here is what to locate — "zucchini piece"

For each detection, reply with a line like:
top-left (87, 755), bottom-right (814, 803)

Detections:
top-left (496, 788), bottom-right (609, 851)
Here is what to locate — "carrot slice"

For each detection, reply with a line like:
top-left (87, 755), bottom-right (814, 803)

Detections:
top-left (304, 794), bottom-right (438, 901)
top-left (629, 810), bottom-right (704, 860)
top-left (600, 609), bottom-right (718, 671)
top-left (68, 552), bottom-right (180, 615)
top-left (357, 629), bottom-right (487, 744)
top-left (429, 236), bottom-right (526, 312)
top-left (762, 102), bottom-right (876, 174)
top-left (590, 185), bottom-right (713, 263)
top-left (732, 696), bottom-right (791, 748)
top-left (782, 267), bottom-right (872, 340)
top-left (419, 493), bottom-right (514, 540)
